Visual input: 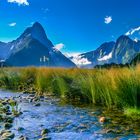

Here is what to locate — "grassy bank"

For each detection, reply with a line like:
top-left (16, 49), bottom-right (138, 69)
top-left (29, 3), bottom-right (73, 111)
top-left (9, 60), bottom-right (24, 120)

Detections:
top-left (1, 66), bottom-right (140, 119)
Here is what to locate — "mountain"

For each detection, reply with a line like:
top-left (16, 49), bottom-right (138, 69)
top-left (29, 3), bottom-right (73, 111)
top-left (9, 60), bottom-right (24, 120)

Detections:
top-left (0, 22), bottom-right (76, 68)
top-left (70, 35), bottom-right (140, 68)
top-left (111, 35), bottom-right (140, 64)
top-left (1, 22), bottom-right (140, 68)
top-left (0, 41), bottom-right (11, 60)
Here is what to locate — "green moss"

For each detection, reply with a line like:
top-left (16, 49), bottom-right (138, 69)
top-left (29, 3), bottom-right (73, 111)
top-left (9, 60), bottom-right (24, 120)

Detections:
top-left (124, 108), bottom-right (140, 120)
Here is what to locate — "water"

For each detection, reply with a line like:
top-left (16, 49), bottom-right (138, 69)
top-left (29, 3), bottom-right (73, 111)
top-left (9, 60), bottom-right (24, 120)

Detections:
top-left (0, 89), bottom-right (140, 140)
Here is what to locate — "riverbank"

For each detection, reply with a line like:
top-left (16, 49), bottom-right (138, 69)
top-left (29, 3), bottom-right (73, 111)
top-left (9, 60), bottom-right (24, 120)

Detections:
top-left (0, 66), bottom-right (140, 120)
top-left (0, 91), bottom-right (21, 140)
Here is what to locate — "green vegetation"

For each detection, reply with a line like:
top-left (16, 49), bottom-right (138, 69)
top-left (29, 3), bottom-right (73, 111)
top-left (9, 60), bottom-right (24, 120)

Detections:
top-left (124, 108), bottom-right (140, 120)
top-left (1, 66), bottom-right (140, 119)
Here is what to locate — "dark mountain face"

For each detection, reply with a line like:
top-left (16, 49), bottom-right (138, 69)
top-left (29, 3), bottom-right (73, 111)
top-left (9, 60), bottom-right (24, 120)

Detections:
top-left (0, 42), bottom-right (11, 60)
top-left (17, 22), bottom-right (53, 50)
top-left (71, 35), bottom-right (140, 68)
top-left (6, 38), bottom-right (51, 66)
top-left (0, 22), bottom-right (76, 68)
top-left (111, 35), bottom-right (140, 64)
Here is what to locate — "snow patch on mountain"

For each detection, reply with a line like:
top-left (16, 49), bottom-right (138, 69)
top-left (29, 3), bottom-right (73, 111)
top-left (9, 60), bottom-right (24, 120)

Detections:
top-left (10, 45), bottom-right (14, 50)
top-left (0, 60), bottom-right (5, 62)
top-left (134, 38), bottom-right (139, 43)
top-left (98, 52), bottom-right (112, 61)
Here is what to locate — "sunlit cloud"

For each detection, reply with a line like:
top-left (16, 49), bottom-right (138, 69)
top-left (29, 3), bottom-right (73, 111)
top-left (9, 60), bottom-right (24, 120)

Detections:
top-left (65, 53), bottom-right (92, 67)
top-left (7, 0), bottom-right (29, 6)
top-left (71, 55), bottom-right (92, 66)
top-left (104, 16), bottom-right (112, 24)
top-left (8, 22), bottom-right (17, 27)
top-left (54, 43), bottom-right (65, 51)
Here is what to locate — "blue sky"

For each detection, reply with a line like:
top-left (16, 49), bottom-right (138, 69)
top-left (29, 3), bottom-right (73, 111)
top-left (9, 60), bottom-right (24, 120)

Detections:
top-left (0, 0), bottom-right (140, 54)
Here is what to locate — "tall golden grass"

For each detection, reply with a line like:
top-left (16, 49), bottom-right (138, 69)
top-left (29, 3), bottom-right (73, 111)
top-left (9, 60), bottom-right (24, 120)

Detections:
top-left (1, 65), bottom-right (140, 112)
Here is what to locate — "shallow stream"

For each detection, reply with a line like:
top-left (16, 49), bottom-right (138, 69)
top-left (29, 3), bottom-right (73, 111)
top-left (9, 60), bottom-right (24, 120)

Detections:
top-left (0, 90), bottom-right (140, 140)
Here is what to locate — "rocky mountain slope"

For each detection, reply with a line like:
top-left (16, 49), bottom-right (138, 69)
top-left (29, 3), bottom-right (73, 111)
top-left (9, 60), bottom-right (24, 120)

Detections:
top-left (70, 35), bottom-right (140, 68)
top-left (0, 22), bottom-right (76, 67)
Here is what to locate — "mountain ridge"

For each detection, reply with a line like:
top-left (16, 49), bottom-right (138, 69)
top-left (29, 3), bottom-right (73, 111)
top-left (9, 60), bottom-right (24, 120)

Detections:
top-left (70, 35), bottom-right (140, 68)
top-left (0, 22), bottom-right (76, 68)
top-left (1, 22), bottom-right (140, 68)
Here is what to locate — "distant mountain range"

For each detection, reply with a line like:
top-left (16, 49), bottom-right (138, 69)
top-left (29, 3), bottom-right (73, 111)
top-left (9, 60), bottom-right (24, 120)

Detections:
top-left (0, 22), bottom-right (140, 68)
top-left (0, 22), bottom-right (76, 68)
top-left (70, 35), bottom-right (140, 68)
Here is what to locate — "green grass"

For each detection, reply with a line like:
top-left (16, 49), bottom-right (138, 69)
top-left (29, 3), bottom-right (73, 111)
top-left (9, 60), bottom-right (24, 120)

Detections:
top-left (1, 66), bottom-right (140, 119)
top-left (124, 107), bottom-right (140, 120)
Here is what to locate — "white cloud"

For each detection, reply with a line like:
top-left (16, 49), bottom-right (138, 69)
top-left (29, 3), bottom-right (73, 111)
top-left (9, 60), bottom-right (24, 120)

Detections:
top-left (54, 43), bottom-right (65, 51)
top-left (7, 0), bottom-right (29, 6)
top-left (67, 54), bottom-right (92, 67)
top-left (64, 53), bottom-right (92, 66)
top-left (98, 52), bottom-right (112, 61)
top-left (8, 22), bottom-right (16, 27)
top-left (104, 16), bottom-right (112, 24)
top-left (125, 26), bottom-right (140, 36)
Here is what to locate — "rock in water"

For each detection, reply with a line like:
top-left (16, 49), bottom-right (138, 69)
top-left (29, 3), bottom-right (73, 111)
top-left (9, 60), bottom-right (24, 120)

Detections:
top-left (1, 131), bottom-right (15, 139)
top-left (41, 129), bottom-right (50, 135)
top-left (4, 122), bottom-right (13, 129)
top-left (99, 117), bottom-right (106, 123)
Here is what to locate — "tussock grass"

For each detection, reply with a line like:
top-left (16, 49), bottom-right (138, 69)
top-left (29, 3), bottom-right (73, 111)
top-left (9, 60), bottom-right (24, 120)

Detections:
top-left (1, 66), bottom-right (140, 118)
top-left (124, 107), bottom-right (140, 120)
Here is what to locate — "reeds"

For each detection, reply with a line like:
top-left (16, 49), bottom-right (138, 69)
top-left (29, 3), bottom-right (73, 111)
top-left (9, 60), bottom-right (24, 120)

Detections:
top-left (1, 66), bottom-right (140, 114)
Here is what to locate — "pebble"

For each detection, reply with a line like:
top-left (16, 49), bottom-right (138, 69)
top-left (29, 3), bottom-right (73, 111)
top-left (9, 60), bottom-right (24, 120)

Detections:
top-left (1, 131), bottom-right (15, 139)
top-left (99, 117), bottom-right (106, 123)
